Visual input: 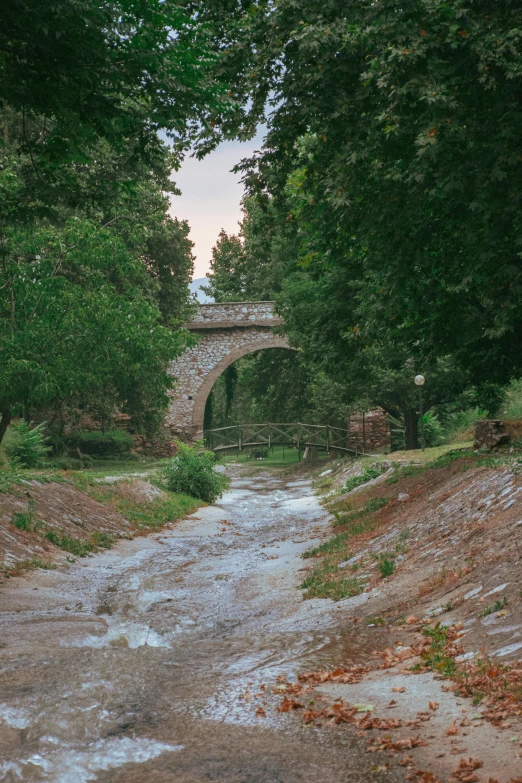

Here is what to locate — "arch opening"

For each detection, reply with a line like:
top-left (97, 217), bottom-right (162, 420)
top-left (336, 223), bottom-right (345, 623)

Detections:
top-left (192, 338), bottom-right (295, 437)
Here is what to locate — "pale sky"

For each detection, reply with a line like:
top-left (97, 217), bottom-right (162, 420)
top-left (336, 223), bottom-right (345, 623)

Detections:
top-left (169, 129), bottom-right (265, 279)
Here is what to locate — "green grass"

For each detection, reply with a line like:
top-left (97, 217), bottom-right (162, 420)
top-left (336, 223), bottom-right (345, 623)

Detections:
top-left (344, 464), bottom-right (388, 492)
top-left (303, 532), bottom-right (352, 559)
top-left (418, 623), bottom-right (457, 676)
top-left (377, 553), bottom-right (396, 578)
top-left (0, 466), bottom-right (65, 493)
top-left (10, 509), bottom-right (34, 531)
top-left (1, 459), bottom-right (205, 579)
top-left (3, 558), bottom-right (57, 577)
top-left (44, 530), bottom-right (94, 557)
top-left (299, 560), bottom-right (363, 601)
top-left (219, 444), bottom-right (330, 468)
top-left (84, 458), bottom-right (164, 475)
top-left (364, 496), bottom-right (389, 513)
top-left (479, 596), bottom-right (507, 617)
top-left (84, 481), bottom-right (201, 531)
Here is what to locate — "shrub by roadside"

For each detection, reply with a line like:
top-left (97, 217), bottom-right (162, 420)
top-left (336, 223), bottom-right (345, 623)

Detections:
top-left (162, 441), bottom-right (227, 503)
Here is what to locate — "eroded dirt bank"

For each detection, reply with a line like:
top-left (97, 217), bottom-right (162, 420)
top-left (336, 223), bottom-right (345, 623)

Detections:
top-left (289, 456), bottom-right (522, 783)
top-left (0, 470), bottom-right (403, 783)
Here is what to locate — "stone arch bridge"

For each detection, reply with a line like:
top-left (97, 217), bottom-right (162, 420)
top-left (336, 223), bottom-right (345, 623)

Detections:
top-left (166, 302), bottom-right (292, 441)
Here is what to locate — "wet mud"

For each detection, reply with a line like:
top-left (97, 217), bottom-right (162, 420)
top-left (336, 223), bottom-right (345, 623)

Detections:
top-left (0, 472), bottom-right (399, 782)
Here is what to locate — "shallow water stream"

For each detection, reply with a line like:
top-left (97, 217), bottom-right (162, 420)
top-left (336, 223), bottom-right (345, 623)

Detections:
top-left (0, 471), bottom-right (397, 782)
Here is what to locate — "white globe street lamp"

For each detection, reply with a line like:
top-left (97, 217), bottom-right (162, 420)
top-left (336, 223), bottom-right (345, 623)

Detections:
top-left (414, 375), bottom-right (426, 450)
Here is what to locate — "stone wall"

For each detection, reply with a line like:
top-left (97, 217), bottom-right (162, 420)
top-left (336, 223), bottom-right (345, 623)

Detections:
top-left (189, 301), bottom-right (283, 327)
top-left (347, 409), bottom-right (391, 453)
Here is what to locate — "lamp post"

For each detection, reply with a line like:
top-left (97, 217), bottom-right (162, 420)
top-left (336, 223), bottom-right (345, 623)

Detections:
top-left (414, 374), bottom-right (426, 451)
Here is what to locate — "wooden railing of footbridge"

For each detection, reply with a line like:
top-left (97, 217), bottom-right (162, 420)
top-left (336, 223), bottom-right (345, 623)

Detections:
top-left (204, 422), bottom-right (364, 457)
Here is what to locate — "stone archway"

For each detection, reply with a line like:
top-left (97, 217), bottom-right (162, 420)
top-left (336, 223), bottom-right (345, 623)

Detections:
top-left (165, 302), bottom-right (294, 440)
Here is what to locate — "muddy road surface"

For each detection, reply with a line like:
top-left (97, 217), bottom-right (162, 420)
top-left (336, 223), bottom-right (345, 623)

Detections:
top-left (0, 471), bottom-right (397, 783)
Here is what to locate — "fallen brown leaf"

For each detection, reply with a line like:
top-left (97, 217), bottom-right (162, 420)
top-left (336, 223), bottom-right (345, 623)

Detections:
top-left (452, 757), bottom-right (484, 783)
top-left (277, 696), bottom-right (304, 712)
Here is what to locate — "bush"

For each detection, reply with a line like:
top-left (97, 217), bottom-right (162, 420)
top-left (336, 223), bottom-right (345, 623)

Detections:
top-left (162, 441), bottom-right (227, 504)
top-left (3, 421), bottom-right (50, 467)
top-left (66, 429), bottom-right (134, 457)
top-left (422, 411), bottom-right (446, 447)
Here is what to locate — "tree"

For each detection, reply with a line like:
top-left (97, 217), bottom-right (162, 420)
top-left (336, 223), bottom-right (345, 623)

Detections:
top-left (198, 0), bottom-right (522, 388)
top-left (279, 268), bottom-right (470, 449)
top-left (0, 219), bottom-right (191, 444)
top-left (0, 2), bottom-right (230, 438)
top-left (145, 217), bottom-right (196, 326)
top-left (0, 0), bottom-right (234, 170)
top-left (203, 229), bottom-right (246, 302)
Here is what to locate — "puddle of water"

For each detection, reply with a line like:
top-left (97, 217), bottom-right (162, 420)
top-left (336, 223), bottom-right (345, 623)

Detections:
top-left (1, 736), bottom-right (182, 783)
top-left (0, 705), bottom-right (30, 729)
top-left (64, 621), bottom-right (171, 649)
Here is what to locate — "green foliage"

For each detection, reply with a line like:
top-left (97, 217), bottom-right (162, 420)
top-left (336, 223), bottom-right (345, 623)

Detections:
top-left (378, 554), bottom-right (396, 579)
top-left (3, 558), bottom-right (57, 576)
top-left (0, 0), bottom-right (233, 188)
top-left (421, 623), bottom-right (456, 677)
top-left (49, 457), bottom-right (88, 471)
top-left (66, 429), bottom-right (134, 458)
top-left (344, 465), bottom-right (387, 493)
top-left (0, 220), bottom-right (192, 443)
top-left (3, 421), bottom-right (50, 467)
top-left (0, 0), bottom-right (232, 442)
top-left (499, 379), bottom-right (522, 420)
top-left (162, 442), bottom-right (228, 504)
top-left (364, 497), bottom-right (389, 514)
top-left (10, 510), bottom-right (34, 532)
top-left (91, 532), bottom-right (114, 550)
top-left (299, 563), bottom-right (362, 601)
top-left (44, 530), bottom-right (94, 557)
top-left (198, 0), bottom-right (522, 422)
top-left (89, 486), bottom-right (201, 532)
top-left (302, 533), bottom-right (351, 559)
top-left (479, 596), bottom-right (507, 618)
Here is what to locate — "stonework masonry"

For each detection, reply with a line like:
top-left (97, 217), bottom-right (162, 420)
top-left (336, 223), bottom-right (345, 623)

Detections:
top-left (166, 302), bottom-right (291, 441)
top-left (347, 409), bottom-right (391, 453)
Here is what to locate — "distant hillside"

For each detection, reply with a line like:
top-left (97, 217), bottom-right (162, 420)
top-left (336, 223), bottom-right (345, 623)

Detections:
top-left (189, 277), bottom-right (212, 303)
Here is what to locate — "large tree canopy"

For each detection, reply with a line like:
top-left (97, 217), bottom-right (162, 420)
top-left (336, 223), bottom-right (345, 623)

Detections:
top-left (198, 0), bottom-right (522, 387)
top-left (0, 219), bottom-right (192, 441)
top-left (0, 0), bottom-right (236, 164)
top-left (0, 0), bottom-right (227, 441)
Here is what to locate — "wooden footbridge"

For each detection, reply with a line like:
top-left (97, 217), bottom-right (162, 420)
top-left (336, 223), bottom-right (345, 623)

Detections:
top-left (204, 422), bottom-right (365, 458)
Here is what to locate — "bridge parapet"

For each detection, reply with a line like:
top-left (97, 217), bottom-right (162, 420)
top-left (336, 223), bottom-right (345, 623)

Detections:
top-left (186, 301), bottom-right (283, 330)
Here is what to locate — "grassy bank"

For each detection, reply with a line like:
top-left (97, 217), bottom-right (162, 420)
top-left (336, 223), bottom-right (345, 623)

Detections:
top-left (300, 443), bottom-right (521, 601)
top-left (0, 458), bottom-right (204, 578)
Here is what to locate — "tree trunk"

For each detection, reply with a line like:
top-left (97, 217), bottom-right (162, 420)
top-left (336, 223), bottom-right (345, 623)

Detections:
top-left (0, 408), bottom-right (12, 446)
top-left (403, 409), bottom-right (419, 450)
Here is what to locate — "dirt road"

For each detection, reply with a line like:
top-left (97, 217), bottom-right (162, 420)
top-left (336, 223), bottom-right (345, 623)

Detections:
top-left (0, 471), bottom-right (400, 783)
